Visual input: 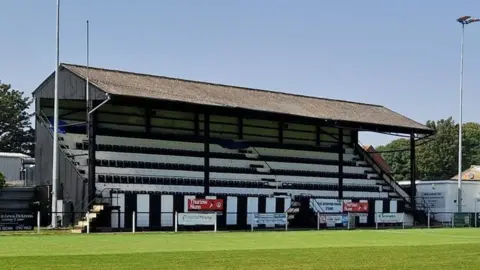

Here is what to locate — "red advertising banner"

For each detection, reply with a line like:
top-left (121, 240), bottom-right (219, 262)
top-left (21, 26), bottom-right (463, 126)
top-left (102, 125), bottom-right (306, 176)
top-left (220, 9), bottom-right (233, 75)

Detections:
top-left (188, 199), bottom-right (224, 211)
top-left (343, 202), bottom-right (369, 213)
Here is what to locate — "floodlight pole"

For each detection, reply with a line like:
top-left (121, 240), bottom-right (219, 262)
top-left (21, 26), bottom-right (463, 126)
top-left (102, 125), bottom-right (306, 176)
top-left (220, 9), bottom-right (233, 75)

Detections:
top-left (51, 0), bottom-right (60, 229)
top-left (456, 16), bottom-right (479, 213)
top-left (86, 20), bottom-right (90, 133)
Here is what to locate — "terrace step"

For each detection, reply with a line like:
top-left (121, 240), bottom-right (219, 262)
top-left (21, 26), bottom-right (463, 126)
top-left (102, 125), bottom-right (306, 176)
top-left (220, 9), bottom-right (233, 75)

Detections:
top-left (245, 153), bottom-right (259, 159)
top-left (356, 161), bottom-right (368, 166)
top-left (256, 167), bottom-right (271, 173)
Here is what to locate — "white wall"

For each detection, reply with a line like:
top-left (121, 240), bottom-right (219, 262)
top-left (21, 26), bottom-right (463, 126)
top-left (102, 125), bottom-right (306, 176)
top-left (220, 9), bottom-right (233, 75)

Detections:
top-left (416, 180), bottom-right (480, 213)
top-left (0, 156), bottom-right (24, 181)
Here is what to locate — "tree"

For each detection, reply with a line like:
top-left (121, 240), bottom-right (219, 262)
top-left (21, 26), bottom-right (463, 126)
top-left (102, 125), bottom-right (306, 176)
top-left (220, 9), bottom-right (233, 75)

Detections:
top-left (0, 172), bottom-right (5, 189)
top-left (376, 139), bottom-right (411, 181)
top-left (416, 118), bottom-right (458, 180)
top-left (0, 82), bottom-right (35, 155)
top-left (376, 117), bottom-right (480, 181)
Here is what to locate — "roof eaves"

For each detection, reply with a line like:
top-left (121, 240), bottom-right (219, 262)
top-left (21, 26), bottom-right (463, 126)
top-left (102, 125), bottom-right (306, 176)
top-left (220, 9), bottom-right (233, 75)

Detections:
top-left (59, 63), bottom-right (432, 133)
top-left (61, 64), bottom-right (110, 97)
top-left (32, 71), bottom-right (55, 97)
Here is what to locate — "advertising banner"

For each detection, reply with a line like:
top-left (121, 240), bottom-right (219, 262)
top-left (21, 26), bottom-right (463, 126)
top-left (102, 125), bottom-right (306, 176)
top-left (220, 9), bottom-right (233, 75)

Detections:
top-left (0, 212), bottom-right (35, 231)
top-left (418, 192), bottom-right (446, 209)
top-left (375, 213), bottom-right (404, 223)
top-left (178, 213), bottom-right (216, 226)
top-left (343, 202), bottom-right (369, 213)
top-left (312, 199), bottom-right (342, 213)
top-left (188, 199), bottom-right (224, 211)
top-left (253, 213), bottom-right (287, 226)
top-left (319, 214), bottom-right (348, 227)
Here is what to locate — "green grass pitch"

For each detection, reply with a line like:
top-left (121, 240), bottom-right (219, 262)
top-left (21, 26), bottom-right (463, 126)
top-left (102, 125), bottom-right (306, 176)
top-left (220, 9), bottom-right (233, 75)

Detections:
top-left (1, 229), bottom-right (480, 269)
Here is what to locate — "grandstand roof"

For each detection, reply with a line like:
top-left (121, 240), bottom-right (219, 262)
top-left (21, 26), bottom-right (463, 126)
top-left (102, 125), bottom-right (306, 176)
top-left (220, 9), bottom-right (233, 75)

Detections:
top-left (47, 63), bottom-right (433, 133)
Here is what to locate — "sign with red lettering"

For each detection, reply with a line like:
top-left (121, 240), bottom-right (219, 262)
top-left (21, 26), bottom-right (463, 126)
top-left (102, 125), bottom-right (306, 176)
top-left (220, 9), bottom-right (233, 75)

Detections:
top-left (188, 199), bottom-right (224, 211)
top-left (343, 202), bottom-right (369, 213)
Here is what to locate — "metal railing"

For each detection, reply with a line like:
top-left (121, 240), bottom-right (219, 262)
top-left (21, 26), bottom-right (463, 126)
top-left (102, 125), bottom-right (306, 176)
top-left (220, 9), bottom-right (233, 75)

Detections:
top-left (356, 142), bottom-right (411, 204)
top-left (37, 111), bottom-right (86, 181)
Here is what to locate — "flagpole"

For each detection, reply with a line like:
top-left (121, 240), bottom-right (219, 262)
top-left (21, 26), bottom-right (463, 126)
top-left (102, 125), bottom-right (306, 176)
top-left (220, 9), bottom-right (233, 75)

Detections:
top-left (51, 0), bottom-right (60, 228)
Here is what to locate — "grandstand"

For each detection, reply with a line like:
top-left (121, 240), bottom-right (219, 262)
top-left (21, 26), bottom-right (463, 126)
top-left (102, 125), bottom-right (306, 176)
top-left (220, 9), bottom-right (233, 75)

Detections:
top-left (32, 64), bottom-right (433, 231)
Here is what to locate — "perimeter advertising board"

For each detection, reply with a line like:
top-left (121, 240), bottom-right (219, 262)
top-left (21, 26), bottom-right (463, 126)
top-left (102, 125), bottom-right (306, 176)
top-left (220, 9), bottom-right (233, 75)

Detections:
top-left (187, 199), bottom-right (224, 211)
top-left (375, 213), bottom-right (404, 223)
top-left (319, 214), bottom-right (349, 227)
top-left (178, 213), bottom-right (216, 226)
top-left (253, 213), bottom-right (287, 226)
top-left (312, 199), bottom-right (342, 213)
top-left (0, 212), bottom-right (35, 231)
top-left (342, 202), bottom-right (369, 213)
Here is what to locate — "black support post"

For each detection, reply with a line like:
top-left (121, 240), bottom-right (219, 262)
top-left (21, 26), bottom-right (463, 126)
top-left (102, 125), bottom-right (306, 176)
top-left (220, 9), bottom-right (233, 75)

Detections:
top-left (194, 112), bottom-right (199, 137)
top-left (204, 113), bottom-right (210, 195)
top-left (351, 130), bottom-right (359, 154)
top-left (238, 117), bottom-right (243, 140)
top-left (410, 132), bottom-right (416, 218)
top-left (145, 108), bottom-right (152, 134)
top-left (279, 122), bottom-right (284, 144)
top-left (87, 102), bottom-right (97, 206)
top-left (338, 128), bottom-right (344, 199)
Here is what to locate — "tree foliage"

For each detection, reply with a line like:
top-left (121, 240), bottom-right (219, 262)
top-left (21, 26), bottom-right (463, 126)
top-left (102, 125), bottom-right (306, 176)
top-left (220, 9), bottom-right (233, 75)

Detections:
top-left (0, 172), bottom-right (5, 189)
top-left (0, 82), bottom-right (34, 155)
top-left (376, 139), bottom-right (411, 180)
top-left (376, 117), bottom-right (480, 181)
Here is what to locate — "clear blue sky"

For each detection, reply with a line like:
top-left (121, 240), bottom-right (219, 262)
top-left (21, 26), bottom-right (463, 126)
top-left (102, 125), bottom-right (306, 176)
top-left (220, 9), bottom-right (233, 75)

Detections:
top-left (2, 0), bottom-right (480, 146)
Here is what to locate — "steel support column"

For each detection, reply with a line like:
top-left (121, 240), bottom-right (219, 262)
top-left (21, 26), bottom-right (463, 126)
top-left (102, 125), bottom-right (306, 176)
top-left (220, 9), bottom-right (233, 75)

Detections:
top-left (338, 128), bottom-right (344, 199)
top-left (410, 132), bottom-right (416, 221)
top-left (145, 108), bottom-right (152, 134)
top-left (279, 122), bottom-right (284, 144)
top-left (204, 113), bottom-right (210, 195)
top-left (87, 102), bottom-right (97, 205)
top-left (238, 117), bottom-right (243, 140)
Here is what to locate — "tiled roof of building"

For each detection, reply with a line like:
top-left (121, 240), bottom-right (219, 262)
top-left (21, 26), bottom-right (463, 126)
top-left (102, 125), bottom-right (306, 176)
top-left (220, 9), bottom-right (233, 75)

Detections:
top-left (362, 145), bottom-right (393, 174)
top-left (451, 166), bottom-right (480, 181)
top-left (62, 63), bottom-right (432, 132)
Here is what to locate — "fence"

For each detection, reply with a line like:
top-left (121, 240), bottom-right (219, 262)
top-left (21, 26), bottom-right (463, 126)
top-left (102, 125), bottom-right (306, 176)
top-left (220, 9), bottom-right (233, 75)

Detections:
top-left (426, 211), bottom-right (480, 228)
top-left (42, 211), bottom-right (386, 233)
top-left (6, 210), bottom-right (480, 234)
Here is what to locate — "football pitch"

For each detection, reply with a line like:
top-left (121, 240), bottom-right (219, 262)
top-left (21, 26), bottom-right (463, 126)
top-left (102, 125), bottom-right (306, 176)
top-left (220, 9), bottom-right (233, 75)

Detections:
top-left (1, 229), bottom-right (480, 269)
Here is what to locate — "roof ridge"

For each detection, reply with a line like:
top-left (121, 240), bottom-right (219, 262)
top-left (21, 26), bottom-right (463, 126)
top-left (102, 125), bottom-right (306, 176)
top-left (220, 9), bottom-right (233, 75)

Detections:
top-left (61, 63), bottom-right (384, 108)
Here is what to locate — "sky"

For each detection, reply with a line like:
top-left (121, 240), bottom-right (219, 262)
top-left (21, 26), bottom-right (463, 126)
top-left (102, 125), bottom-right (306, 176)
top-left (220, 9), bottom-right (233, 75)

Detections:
top-left (2, 0), bottom-right (480, 146)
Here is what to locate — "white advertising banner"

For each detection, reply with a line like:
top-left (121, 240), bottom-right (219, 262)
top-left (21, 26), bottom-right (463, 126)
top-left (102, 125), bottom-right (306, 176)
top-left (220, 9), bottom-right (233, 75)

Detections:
top-left (253, 213), bottom-right (287, 226)
top-left (418, 192), bottom-right (446, 209)
top-left (319, 214), bottom-right (348, 226)
top-left (178, 213), bottom-right (216, 226)
top-left (375, 213), bottom-right (404, 223)
top-left (312, 199), bottom-right (343, 213)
